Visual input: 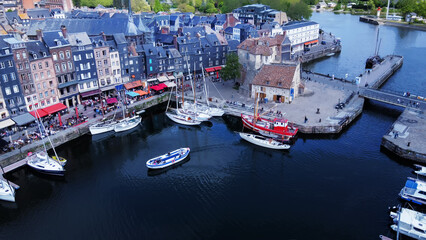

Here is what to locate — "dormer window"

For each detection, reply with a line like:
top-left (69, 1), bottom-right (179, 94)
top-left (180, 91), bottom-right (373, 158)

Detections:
top-left (43, 52), bottom-right (47, 57)
top-left (33, 54), bottom-right (37, 59)
top-left (266, 81), bottom-right (270, 85)
top-left (278, 82), bottom-right (282, 86)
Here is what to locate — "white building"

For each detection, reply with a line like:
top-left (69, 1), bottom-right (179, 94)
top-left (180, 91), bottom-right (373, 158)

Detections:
top-left (282, 21), bottom-right (319, 54)
top-left (110, 50), bottom-right (122, 87)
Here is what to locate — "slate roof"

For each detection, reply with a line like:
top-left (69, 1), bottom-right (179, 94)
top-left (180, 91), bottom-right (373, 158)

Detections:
top-left (27, 8), bottom-right (51, 19)
top-left (42, 31), bottom-right (70, 48)
top-left (224, 27), bottom-right (233, 34)
top-left (67, 32), bottom-right (91, 46)
top-left (252, 64), bottom-right (297, 89)
top-left (282, 21), bottom-right (318, 30)
top-left (26, 41), bottom-right (50, 60)
top-left (227, 40), bottom-right (240, 51)
top-left (28, 18), bottom-right (145, 37)
top-left (5, 11), bottom-right (22, 24)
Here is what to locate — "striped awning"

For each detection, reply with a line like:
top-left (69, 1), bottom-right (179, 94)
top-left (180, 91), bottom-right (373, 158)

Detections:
top-left (0, 119), bottom-right (15, 129)
top-left (158, 76), bottom-right (169, 82)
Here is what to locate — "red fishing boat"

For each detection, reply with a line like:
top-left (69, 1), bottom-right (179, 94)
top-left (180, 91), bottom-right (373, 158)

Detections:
top-left (241, 92), bottom-right (298, 139)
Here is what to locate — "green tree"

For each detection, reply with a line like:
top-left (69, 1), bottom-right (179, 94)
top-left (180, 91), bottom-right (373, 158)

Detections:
top-left (287, 1), bottom-right (312, 20)
top-left (195, 0), bottom-right (202, 8)
top-left (178, 3), bottom-right (196, 12)
top-left (396, 0), bottom-right (417, 16)
top-left (132, 0), bottom-right (151, 12)
top-left (153, 0), bottom-right (163, 12)
top-left (162, 3), bottom-right (171, 11)
top-left (206, 2), bottom-right (218, 13)
top-left (73, 0), bottom-right (81, 7)
top-left (220, 53), bottom-right (241, 81)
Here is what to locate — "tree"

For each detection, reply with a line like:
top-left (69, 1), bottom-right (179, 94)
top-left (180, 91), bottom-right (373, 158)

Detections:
top-left (287, 1), bottom-right (312, 20)
top-left (178, 3), bottom-right (195, 12)
top-left (396, 0), bottom-right (417, 16)
top-left (132, 0), bottom-right (151, 12)
top-left (220, 53), bottom-right (241, 81)
top-left (162, 3), bottom-right (171, 11)
top-left (153, 0), bottom-right (163, 12)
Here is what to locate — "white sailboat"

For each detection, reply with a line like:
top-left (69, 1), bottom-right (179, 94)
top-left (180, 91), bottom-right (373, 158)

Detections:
top-left (113, 91), bottom-right (141, 133)
top-left (89, 119), bottom-right (117, 135)
top-left (165, 79), bottom-right (202, 126)
top-left (0, 178), bottom-right (15, 202)
top-left (26, 102), bottom-right (65, 176)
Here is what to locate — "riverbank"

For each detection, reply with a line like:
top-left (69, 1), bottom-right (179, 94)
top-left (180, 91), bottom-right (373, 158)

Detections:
top-left (0, 93), bottom-right (169, 168)
top-left (359, 15), bottom-right (426, 31)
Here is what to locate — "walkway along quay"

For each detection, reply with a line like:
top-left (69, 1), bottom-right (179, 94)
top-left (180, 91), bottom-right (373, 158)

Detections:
top-left (0, 93), bottom-right (169, 174)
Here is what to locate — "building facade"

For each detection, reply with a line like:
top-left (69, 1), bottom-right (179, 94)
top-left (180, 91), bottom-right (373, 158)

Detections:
top-left (42, 29), bottom-right (78, 107)
top-left (282, 21), bottom-right (320, 54)
top-left (27, 41), bottom-right (59, 109)
top-left (0, 35), bottom-right (26, 116)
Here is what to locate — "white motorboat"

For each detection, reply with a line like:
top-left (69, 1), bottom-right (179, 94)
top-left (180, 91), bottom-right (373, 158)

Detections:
top-left (0, 179), bottom-right (15, 202)
top-left (399, 177), bottom-right (426, 205)
top-left (414, 164), bottom-right (426, 177)
top-left (166, 112), bottom-right (202, 126)
top-left (89, 120), bottom-right (116, 135)
top-left (146, 147), bottom-right (190, 169)
top-left (114, 116), bottom-right (142, 132)
top-left (26, 151), bottom-right (65, 176)
top-left (239, 132), bottom-right (290, 150)
top-left (326, 52), bottom-right (335, 57)
top-left (390, 207), bottom-right (426, 239)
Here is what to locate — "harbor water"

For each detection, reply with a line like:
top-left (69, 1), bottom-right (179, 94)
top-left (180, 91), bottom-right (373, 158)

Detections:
top-left (1, 12), bottom-right (426, 239)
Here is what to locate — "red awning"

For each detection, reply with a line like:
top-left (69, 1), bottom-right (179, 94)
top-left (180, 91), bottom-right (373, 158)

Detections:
top-left (214, 66), bottom-right (222, 71)
top-left (81, 89), bottom-right (101, 98)
top-left (106, 98), bottom-right (118, 104)
top-left (124, 80), bottom-right (143, 90)
top-left (205, 67), bottom-right (215, 73)
top-left (30, 109), bottom-right (48, 118)
top-left (150, 85), bottom-right (163, 91)
top-left (42, 103), bottom-right (67, 115)
top-left (158, 83), bottom-right (167, 89)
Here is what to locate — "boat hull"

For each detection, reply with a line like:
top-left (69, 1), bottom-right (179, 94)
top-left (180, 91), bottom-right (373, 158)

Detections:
top-left (239, 132), bottom-right (290, 150)
top-left (89, 125), bottom-right (115, 135)
top-left (166, 112), bottom-right (202, 126)
top-left (0, 180), bottom-right (15, 202)
top-left (146, 147), bottom-right (190, 169)
top-left (241, 114), bottom-right (298, 138)
top-left (26, 152), bottom-right (65, 176)
top-left (114, 116), bottom-right (142, 133)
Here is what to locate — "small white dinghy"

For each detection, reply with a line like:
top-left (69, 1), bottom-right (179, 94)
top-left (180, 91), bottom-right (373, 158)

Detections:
top-left (0, 179), bottom-right (15, 202)
top-left (239, 132), bottom-right (290, 150)
top-left (146, 148), bottom-right (191, 169)
top-left (26, 151), bottom-right (65, 176)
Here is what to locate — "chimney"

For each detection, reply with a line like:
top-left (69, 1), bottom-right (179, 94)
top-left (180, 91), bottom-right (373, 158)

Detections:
top-left (173, 35), bottom-right (177, 49)
top-left (61, 25), bottom-right (67, 38)
top-left (101, 31), bottom-right (106, 41)
top-left (36, 29), bottom-right (43, 41)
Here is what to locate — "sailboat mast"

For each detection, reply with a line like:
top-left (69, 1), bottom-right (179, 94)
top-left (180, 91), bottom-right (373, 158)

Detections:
top-left (181, 76), bottom-right (184, 109)
top-left (201, 63), bottom-right (209, 107)
top-left (254, 92), bottom-right (258, 123)
top-left (193, 62), bottom-right (196, 103)
top-left (31, 99), bottom-right (49, 161)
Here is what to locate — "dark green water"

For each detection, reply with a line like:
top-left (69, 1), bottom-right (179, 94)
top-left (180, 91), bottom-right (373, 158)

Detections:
top-left (0, 12), bottom-right (425, 240)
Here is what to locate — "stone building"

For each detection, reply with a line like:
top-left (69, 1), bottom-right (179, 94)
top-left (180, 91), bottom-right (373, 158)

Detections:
top-left (90, 36), bottom-right (115, 95)
top-left (251, 63), bottom-right (302, 103)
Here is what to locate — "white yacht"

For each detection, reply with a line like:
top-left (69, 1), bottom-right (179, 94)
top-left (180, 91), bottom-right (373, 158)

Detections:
top-left (239, 132), bottom-right (290, 150)
top-left (0, 179), bottom-right (15, 202)
top-left (400, 177), bottom-right (426, 205)
top-left (390, 207), bottom-right (426, 239)
top-left (166, 112), bottom-right (202, 126)
top-left (26, 151), bottom-right (65, 176)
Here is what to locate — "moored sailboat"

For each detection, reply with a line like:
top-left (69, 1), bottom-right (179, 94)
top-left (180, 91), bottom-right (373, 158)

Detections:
top-left (239, 132), bottom-right (290, 150)
top-left (241, 92), bottom-right (298, 139)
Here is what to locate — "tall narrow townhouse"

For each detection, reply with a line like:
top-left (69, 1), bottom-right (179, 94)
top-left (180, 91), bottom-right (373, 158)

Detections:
top-left (90, 36), bottom-right (115, 96)
top-left (67, 32), bottom-right (98, 101)
top-left (0, 35), bottom-right (26, 118)
top-left (26, 41), bottom-right (59, 109)
top-left (41, 29), bottom-right (78, 107)
top-left (112, 33), bottom-right (130, 83)
top-left (5, 37), bottom-right (36, 111)
top-left (106, 39), bottom-right (122, 89)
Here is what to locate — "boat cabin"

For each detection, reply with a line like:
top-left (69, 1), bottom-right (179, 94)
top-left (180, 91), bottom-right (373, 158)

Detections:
top-left (273, 118), bottom-right (288, 130)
